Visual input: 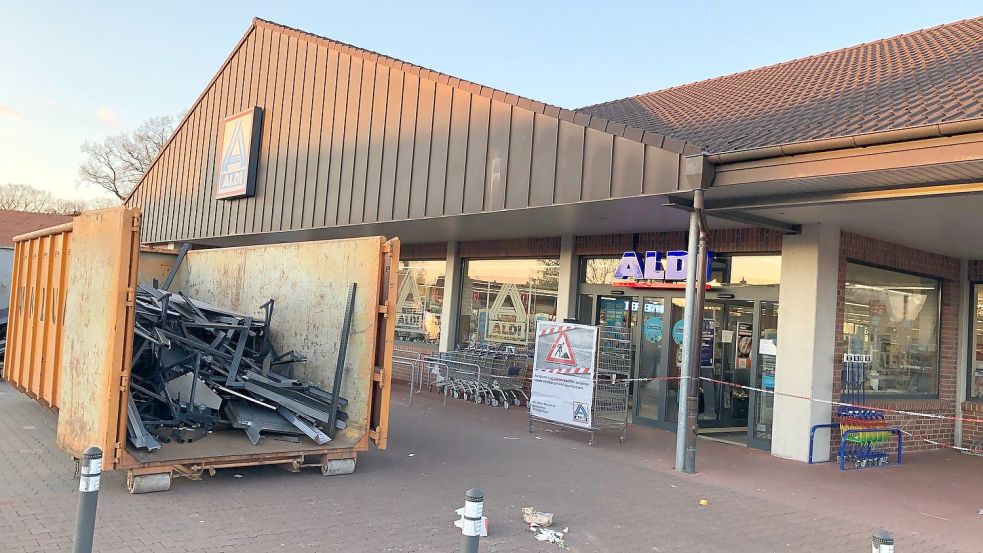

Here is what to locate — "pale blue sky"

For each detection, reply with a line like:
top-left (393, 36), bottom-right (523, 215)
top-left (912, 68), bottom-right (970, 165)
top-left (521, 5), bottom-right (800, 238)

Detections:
top-left (1, 1), bottom-right (979, 200)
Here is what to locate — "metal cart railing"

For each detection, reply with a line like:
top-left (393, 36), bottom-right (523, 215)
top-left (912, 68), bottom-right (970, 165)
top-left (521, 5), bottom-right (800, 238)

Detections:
top-left (426, 348), bottom-right (531, 408)
top-left (393, 348), bottom-right (426, 406)
top-left (527, 373), bottom-right (630, 446)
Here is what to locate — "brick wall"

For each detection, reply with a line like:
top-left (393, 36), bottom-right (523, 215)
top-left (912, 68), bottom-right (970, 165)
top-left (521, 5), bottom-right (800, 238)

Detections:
top-left (967, 260), bottom-right (983, 281)
top-left (832, 232), bottom-right (962, 454)
top-left (401, 242), bottom-right (447, 260)
top-left (575, 228), bottom-right (784, 256)
top-left (459, 237), bottom-right (561, 258)
top-left (962, 402), bottom-right (983, 454)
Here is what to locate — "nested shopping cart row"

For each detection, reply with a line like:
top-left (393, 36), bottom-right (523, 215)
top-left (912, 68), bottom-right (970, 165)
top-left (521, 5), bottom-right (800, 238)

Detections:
top-left (425, 348), bottom-right (531, 409)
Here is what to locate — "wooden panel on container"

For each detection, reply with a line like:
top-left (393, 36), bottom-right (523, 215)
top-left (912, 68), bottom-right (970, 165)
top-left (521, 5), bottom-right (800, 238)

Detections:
top-left (56, 207), bottom-right (140, 462)
top-left (529, 113), bottom-right (559, 207)
top-left (170, 236), bottom-right (389, 445)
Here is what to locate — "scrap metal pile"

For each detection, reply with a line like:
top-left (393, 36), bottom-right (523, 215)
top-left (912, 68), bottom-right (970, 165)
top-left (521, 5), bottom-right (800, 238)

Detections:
top-left (126, 271), bottom-right (357, 452)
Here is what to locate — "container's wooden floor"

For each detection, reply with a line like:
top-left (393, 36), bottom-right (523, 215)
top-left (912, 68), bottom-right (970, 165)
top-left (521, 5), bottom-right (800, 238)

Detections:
top-left (127, 426), bottom-right (362, 464)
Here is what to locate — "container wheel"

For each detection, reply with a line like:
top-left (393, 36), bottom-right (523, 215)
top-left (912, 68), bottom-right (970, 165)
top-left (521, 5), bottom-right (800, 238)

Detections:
top-left (502, 400), bottom-right (509, 410)
top-left (491, 398), bottom-right (499, 407)
top-left (127, 472), bottom-right (171, 494)
top-left (514, 398), bottom-right (522, 406)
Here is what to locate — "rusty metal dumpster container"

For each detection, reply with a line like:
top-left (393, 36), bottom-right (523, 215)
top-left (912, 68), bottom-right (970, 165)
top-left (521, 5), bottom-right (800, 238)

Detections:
top-left (3, 220), bottom-right (73, 409)
top-left (4, 207), bottom-right (398, 492)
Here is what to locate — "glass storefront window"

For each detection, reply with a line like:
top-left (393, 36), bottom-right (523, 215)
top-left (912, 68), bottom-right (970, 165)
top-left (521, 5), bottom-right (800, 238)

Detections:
top-left (842, 263), bottom-right (940, 397)
top-left (458, 258), bottom-right (559, 350)
top-left (970, 284), bottom-right (983, 401)
top-left (580, 254), bottom-right (781, 286)
top-left (395, 260), bottom-right (445, 345)
top-left (581, 257), bottom-right (623, 284)
top-left (726, 255), bottom-right (782, 286)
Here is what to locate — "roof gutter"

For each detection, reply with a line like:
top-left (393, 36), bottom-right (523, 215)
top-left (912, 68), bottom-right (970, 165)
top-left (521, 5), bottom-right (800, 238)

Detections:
top-left (705, 118), bottom-right (983, 165)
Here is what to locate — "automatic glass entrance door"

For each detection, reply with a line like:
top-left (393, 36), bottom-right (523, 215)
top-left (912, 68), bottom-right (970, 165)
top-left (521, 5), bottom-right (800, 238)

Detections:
top-left (593, 294), bottom-right (670, 428)
top-left (584, 290), bottom-right (776, 449)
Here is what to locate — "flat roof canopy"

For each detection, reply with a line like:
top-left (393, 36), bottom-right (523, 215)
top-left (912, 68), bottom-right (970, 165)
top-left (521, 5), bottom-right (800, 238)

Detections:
top-left (695, 132), bottom-right (983, 259)
top-left (194, 193), bottom-right (743, 248)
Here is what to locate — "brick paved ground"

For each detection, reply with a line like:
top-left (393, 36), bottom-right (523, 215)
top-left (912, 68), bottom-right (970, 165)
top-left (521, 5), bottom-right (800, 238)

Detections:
top-left (0, 381), bottom-right (980, 552)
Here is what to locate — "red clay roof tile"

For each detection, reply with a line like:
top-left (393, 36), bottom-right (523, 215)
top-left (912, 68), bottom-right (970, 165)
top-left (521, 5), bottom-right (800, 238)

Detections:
top-left (578, 18), bottom-right (983, 154)
top-left (0, 211), bottom-right (72, 248)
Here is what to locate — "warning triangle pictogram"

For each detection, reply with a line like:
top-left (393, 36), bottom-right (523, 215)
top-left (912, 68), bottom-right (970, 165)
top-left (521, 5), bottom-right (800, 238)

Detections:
top-left (545, 331), bottom-right (577, 366)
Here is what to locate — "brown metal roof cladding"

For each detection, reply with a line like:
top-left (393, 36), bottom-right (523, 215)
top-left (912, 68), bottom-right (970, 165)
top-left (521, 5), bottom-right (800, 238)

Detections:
top-left (0, 210), bottom-right (72, 248)
top-left (578, 17), bottom-right (983, 155)
top-left (123, 18), bottom-right (700, 203)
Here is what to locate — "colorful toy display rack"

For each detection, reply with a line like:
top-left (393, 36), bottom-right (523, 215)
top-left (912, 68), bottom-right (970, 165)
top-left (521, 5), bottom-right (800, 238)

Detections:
top-left (808, 355), bottom-right (902, 469)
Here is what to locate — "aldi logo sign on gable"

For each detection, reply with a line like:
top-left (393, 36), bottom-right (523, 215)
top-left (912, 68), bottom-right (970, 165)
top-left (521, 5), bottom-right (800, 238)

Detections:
top-left (214, 107), bottom-right (263, 200)
top-left (613, 250), bottom-right (714, 288)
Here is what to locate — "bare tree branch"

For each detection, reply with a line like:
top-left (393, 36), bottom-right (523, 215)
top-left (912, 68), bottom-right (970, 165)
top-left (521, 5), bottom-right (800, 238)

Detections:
top-left (0, 183), bottom-right (119, 215)
top-left (77, 114), bottom-right (177, 199)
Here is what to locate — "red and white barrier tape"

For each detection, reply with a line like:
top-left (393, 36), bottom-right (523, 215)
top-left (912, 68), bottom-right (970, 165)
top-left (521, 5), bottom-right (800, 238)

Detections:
top-left (540, 367), bottom-right (592, 375)
top-left (508, 369), bottom-right (983, 449)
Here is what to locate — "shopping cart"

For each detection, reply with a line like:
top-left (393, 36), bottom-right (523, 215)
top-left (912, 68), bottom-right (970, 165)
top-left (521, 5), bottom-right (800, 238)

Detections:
top-left (427, 346), bottom-right (530, 408)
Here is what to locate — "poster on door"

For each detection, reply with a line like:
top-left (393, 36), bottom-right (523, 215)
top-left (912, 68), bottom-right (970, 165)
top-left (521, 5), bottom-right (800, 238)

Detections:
top-left (700, 319), bottom-right (715, 368)
top-left (735, 322), bottom-right (753, 369)
top-left (529, 321), bottom-right (598, 429)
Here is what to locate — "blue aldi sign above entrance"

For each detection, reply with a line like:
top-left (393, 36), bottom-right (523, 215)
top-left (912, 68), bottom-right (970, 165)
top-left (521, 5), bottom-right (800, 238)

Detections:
top-left (214, 107), bottom-right (264, 200)
top-left (613, 250), bottom-right (714, 288)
